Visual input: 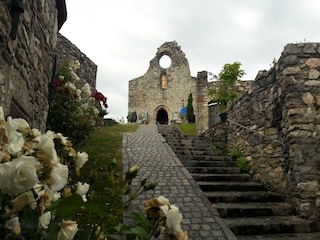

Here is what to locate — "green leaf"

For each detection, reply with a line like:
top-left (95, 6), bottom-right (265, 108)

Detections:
top-left (114, 223), bottom-right (124, 233)
top-left (130, 212), bottom-right (152, 230)
top-left (84, 203), bottom-right (108, 217)
top-left (46, 198), bottom-right (62, 212)
top-left (19, 205), bottom-right (39, 229)
top-left (107, 234), bottom-right (122, 240)
top-left (46, 228), bottom-right (60, 240)
top-left (48, 194), bottom-right (84, 218)
top-left (130, 226), bottom-right (149, 240)
top-left (140, 178), bottom-right (147, 187)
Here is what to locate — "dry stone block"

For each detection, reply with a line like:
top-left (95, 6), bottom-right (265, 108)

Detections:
top-left (306, 58), bottom-right (320, 68)
top-left (281, 76), bottom-right (297, 88)
top-left (305, 80), bottom-right (320, 87)
top-left (283, 67), bottom-right (301, 75)
top-left (302, 92), bottom-right (315, 104)
top-left (297, 181), bottom-right (319, 193)
top-left (309, 69), bottom-right (320, 79)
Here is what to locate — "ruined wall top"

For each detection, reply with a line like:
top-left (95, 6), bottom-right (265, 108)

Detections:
top-left (56, 33), bottom-right (97, 89)
top-left (146, 41), bottom-right (190, 75)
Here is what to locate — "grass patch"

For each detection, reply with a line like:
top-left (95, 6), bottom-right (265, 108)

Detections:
top-left (177, 123), bottom-right (197, 136)
top-left (82, 124), bottom-right (138, 163)
top-left (76, 124), bottom-right (138, 228)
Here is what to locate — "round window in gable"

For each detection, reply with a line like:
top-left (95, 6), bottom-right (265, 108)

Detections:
top-left (159, 54), bottom-right (172, 69)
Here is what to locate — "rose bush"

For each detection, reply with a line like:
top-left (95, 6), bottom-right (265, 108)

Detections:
top-left (0, 106), bottom-right (89, 239)
top-left (47, 60), bottom-right (107, 147)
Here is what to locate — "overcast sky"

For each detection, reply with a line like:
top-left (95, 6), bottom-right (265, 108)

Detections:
top-left (60, 0), bottom-right (320, 120)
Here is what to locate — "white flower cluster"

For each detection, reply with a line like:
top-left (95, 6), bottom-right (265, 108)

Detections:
top-left (78, 83), bottom-right (99, 117)
top-left (144, 196), bottom-right (188, 240)
top-left (0, 106), bottom-right (89, 239)
top-left (68, 60), bottom-right (80, 82)
top-left (59, 61), bottom-right (100, 123)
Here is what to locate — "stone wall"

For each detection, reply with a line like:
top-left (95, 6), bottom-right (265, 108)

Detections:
top-left (56, 33), bottom-right (97, 89)
top-left (224, 43), bottom-right (320, 223)
top-left (196, 71), bottom-right (252, 135)
top-left (0, 0), bottom-right (59, 131)
top-left (0, 2), bottom-right (96, 131)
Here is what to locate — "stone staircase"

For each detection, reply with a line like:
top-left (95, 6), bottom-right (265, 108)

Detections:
top-left (158, 125), bottom-right (320, 240)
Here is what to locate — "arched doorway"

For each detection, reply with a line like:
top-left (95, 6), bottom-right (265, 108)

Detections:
top-left (156, 108), bottom-right (168, 124)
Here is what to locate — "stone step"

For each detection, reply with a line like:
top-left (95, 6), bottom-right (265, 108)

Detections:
top-left (182, 160), bottom-right (237, 168)
top-left (237, 232), bottom-right (320, 240)
top-left (215, 202), bottom-right (293, 218)
top-left (172, 149), bottom-right (216, 156)
top-left (198, 181), bottom-right (266, 192)
top-left (177, 155), bottom-right (229, 161)
top-left (191, 173), bottom-right (252, 182)
top-left (187, 166), bottom-right (241, 174)
top-left (205, 191), bottom-right (286, 203)
top-left (225, 216), bottom-right (317, 235)
top-left (159, 125), bottom-right (320, 237)
top-left (177, 155), bottom-right (231, 161)
top-left (168, 143), bottom-right (210, 149)
top-left (192, 155), bottom-right (232, 161)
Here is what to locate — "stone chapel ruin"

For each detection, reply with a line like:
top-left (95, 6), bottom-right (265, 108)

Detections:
top-left (128, 41), bottom-right (251, 134)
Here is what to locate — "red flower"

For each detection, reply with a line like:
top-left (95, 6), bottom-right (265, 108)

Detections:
top-left (64, 87), bottom-right (70, 95)
top-left (92, 90), bottom-right (108, 108)
top-left (54, 79), bottom-right (60, 87)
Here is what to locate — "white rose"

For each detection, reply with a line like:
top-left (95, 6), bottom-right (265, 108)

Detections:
top-left (11, 118), bottom-right (29, 133)
top-left (5, 217), bottom-right (21, 236)
top-left (0, 106), bottom-right (4, 120)
top-left (39, 211), bottom-right (51, 229)
top-left (52, 191), bottom-right (61, 201)
top-left (93, 108), bottom-right (99, 116)
top-left (5, 116), bottom-right (23, 131)
top-left (0, 156), bottom-right (39, 195)
top-left (34, 134), bottom-right (59, 163)
top-left (31, 128), bottom-right (42, 137)
top-left (57, 220), bottom-right (78, 240)
top-left (7, 131), bottom-right (25, 156)
top-left (164, 205), bottom-right (183, 235)
top-left (45, 130), bottom-right (55, 139)
top-left (76, 182), bottom-right (90, 202)
top-left (56, 133), bottom-right (68, 145)
top-left (81, 84), bottom-right (92, 99)
top-left (75, 151), bottom-right (88, 171)
top-left (48, 163), bottom-right (68, 191)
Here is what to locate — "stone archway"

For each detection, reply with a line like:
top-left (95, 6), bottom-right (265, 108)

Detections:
top-left (156, 108), bottom-right (169, 125)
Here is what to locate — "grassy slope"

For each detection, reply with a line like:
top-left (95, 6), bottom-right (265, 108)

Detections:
top-left (176, 123), bottom-right (197, 136)
top-left (79, 124), bottom-right (138, 203)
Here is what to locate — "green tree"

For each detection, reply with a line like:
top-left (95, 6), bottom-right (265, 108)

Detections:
top-left (208, 62), bottom-right (245, 105)
top-left (186, 93), bottom-right (195, 123)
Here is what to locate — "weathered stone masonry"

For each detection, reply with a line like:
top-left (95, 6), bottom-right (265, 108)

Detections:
top-left (225, 43), bottom-right (320, 227)
top-left (0, 1), bottom-right (97, 132)
top-left (0, 0), bottom-right (60, 131)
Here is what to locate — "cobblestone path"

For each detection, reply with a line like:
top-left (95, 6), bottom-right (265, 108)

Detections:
top-left (122, 124), bottom-right (236, 240)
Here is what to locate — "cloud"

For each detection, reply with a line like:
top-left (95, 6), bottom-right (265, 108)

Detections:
top-left (60, 0), bottom-right (320, 119)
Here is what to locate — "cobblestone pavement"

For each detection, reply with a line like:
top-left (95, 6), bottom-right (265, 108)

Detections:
top-left (122, 124), bottom-right (237, 240)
